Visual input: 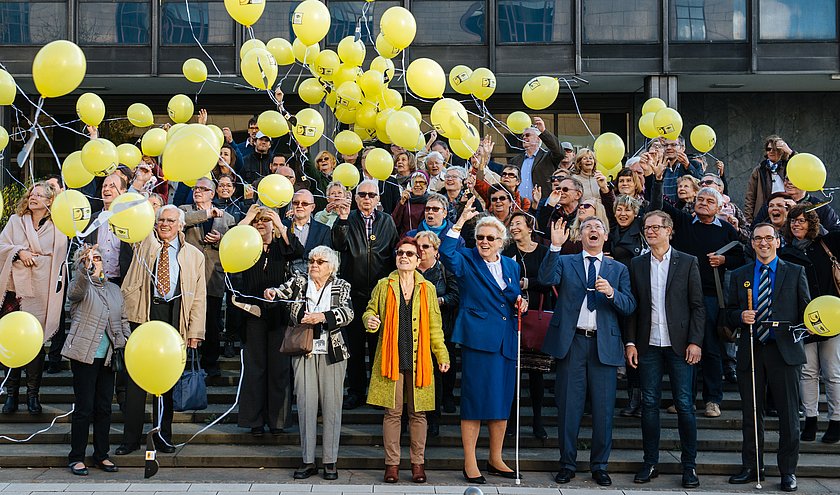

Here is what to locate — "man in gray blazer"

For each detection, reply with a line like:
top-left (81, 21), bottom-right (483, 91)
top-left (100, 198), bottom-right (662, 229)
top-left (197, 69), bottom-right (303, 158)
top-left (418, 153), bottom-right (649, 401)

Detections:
top-left (626, 210), bottom-right (705, 488)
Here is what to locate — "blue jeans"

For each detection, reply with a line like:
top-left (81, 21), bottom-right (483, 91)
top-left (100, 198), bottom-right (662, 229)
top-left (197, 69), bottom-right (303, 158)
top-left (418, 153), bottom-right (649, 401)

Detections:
top-left (701, 296), bottom-right (724, 404)
top-left (640, 346), bottom-right (697, 469)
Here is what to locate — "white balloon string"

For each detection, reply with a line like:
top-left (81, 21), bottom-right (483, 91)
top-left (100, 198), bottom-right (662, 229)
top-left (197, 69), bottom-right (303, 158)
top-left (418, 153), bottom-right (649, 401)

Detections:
top-left (223, 274), bottom-right (303, 304)
top-left (0, 373), bottom-right (8, 395)
top-left (0, 404), bottom-right (75, 443)
top-left (560, 77), bottom-right (596, 140)
top-left (183, 0), bottom-right (223, 77)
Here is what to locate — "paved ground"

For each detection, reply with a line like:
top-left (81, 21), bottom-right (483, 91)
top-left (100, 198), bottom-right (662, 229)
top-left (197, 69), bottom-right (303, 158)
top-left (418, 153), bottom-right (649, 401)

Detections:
top-left (0, 468), bottom-right (838, 495)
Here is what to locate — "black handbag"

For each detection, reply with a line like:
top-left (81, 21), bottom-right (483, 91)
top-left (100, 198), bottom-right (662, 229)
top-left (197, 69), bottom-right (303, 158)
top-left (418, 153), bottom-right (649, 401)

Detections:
top-left (714, 241), bottom-right (742, 343)
top-left (327, 329), bottom-right (350, 364)
top-left (104, 332), bottom-right (125, 373)
top-left (173, 349), bottom-right (208, 411)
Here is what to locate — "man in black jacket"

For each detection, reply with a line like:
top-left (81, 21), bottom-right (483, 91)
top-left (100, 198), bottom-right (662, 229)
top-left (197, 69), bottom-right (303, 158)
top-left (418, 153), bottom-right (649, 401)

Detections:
top-left (332, 179), bottom-right (398, 409)
top-left (508, 117), bottom-right (564, 201)
top-left (626, 210), bottom-right (705, 488)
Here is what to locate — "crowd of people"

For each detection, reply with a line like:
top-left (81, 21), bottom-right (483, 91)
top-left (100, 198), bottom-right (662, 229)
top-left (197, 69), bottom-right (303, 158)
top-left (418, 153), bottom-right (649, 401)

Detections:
top-left (0, 109), bottom-right (837, 492)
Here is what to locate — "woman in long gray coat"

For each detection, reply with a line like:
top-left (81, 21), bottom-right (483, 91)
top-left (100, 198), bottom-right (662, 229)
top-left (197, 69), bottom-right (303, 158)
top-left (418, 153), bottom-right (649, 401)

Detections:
top-left (63, 244), bottom-right (131, 476)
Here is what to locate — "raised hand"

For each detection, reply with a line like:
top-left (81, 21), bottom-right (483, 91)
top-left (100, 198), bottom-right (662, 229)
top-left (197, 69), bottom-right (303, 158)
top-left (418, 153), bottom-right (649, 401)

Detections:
top-left (532, 185), bottom-right (542, 204)
top-left (550, 217), bottom-right (569, 247)
top-left (533, 116), bottom-right (546, 133)
top-left (455, 195), bottom-right (479, 227)
top-left (197, 109), bottom-right (208, 125)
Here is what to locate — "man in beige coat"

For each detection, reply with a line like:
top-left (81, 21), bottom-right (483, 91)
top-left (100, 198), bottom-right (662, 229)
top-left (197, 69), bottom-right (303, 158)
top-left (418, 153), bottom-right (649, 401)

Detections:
top-left (116, 205), bottom-right (206, 455)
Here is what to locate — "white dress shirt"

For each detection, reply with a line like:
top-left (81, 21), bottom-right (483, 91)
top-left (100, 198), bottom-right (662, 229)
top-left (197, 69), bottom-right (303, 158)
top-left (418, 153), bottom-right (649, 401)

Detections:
top-left (484, 256), bottom-right (507, 290)
top-left (576, 252), bottom-right (603, 330)
top-left (649, 248), bottom-right (672, 347)
top-left (307, 279), bottom-right (333, 355)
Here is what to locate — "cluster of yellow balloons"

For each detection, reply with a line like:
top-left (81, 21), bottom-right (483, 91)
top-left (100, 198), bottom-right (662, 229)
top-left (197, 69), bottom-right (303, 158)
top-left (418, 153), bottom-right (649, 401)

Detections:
top-left (638, 98), bottom-right (683, 141)
top-left (0, 311), bottom-right (44, 368)
top-left (125, 321), bottom-right (186, 396)
top-left (447, 65), bottom-right (497, 101)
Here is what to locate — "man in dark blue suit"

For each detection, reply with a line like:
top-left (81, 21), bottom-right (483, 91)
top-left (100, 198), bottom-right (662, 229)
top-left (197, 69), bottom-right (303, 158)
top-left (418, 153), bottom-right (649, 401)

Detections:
top-left (538, 216), bottom-right (636, 486)
top-left (282, 190), bottom-right (331, 275)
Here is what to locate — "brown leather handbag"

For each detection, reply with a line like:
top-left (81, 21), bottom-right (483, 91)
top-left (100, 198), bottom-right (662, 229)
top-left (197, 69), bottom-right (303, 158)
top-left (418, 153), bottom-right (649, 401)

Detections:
top-left (819, 240), bottom-right (840, 294)
top-left (279, 323), bottom-right (314, 356)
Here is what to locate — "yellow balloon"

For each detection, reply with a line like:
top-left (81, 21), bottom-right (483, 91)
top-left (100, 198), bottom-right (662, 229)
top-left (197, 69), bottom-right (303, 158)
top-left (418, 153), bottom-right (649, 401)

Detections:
top-left (182, 172), bottom-right (213, 188)
top-left (449, 65), bottom-right (473, 95)
top-left (338, 36), bottom-right (366, 66)
top-left (593, 132), bottom-right (625, 168)
top-left (805, 295), bottom-right (840, 337)
top-left (127, 103), bottom-right (154, 127)
top-left (638, 112), bottom-right (658, 139)
top-left (162, 125), bottom-right (219, 182)
top-left (375, 111), bottom-right (393, 145)
top-left (62, 151), bottom-right (94, 189)
top-left (141, 128), bottom-right (167, 156)
top-left (220, 225), bottom-right (263, 273)
top-left (522, 76), bottom-right (559, 110)
top-left (258, 110), bottom-right (289, 138)
top-left (108, 192), bottom-right (156, 243)
top-left (365, 148), bottom-right (394, 180)
top-left (292, 39), bottom-right (320, 65)
top-left (386, 111), bottom-right (420, 149)
top-left (334, 130), bottom-right (363, 155)
top-left (182, 58), bottom-right (208, 83)
top-left (690, 124), bottom-right (716, 153)
top-left (375, 33), bottom-right (401, 59)
top-left (506, 111), bottom-right (531, 134)
top-left (32, 40), bottom-right (86, 98)
top-left (653, 107), bottom-right (683, 140)
top-left (642, 97), bottom-right (667, 116)
top-left (380, 6), bottom-right (416, 50)
top-left (336, 81), bottom-right (363, 112)
top-left (168, 123), bottom-right (188, 139)
top-left (292, 0), bottom-right (331, 46)
top-left (430, 98), bottom-right (468, 139)
top-left (469, 67), bottom-right (496, 101)
top-left (401, 105), bottom-right (422, 125)
top-left (298, 78), bottom-right (327, 105)
top-left (293, 108), bottom-right (325, 147)
top-left (207, 124), bottom-right (225, 148)
top-left (406, 58), bottom-right (445, 99)
top-left (314, 49), bottom-right (340, 80)
top-left (81, 138), bottom-right (119, 177)
top-left (325, 90), bottom-right (338, 110)
top-left (0, 311), bottom-right (44, 368)
top-left (359, 69), bottom-right (385, 99)
top-left (353, 125), bottom-right (377, 143)
top-left (117, 143), bottom-right (142, 169)
top-left (224, 0), bottom-right (265, 27)
top-left (371, 57), bottom-right (395, 85)
top-left (258, 174), bottom-right (295, 208)
top-left (355, 102), bottom-right (378, 130)
top-left (240, 38), bottom-right (267, 60)
top-left (786, 153), bottom-right (827, 192)
top-left (167, 94), bottom-right (194, 124)
top-left (267, 38), bottom-right (295, 66)
top-left (332, 63), bottom-right (362, 88)
top-left (333, 163), bottom-right (361, 189)
top-left (603, 163), bottom-right (623, 181)
top-left (75, 92), bottom-right (105, 127)
top-left (377, 88), bottom-right (402, 110)
top-left (241, 48), bottom-right (278, 90)
top-left (51, 190), bottom-right (91, 238)
top-left (0, 126), bottom-right (8, 152)
top-left (125, 321), bottom-right (186, 396)
top-left (450, 124), bottom-right (480, 159)
top-left (0, 69), bottom-right (16, 105)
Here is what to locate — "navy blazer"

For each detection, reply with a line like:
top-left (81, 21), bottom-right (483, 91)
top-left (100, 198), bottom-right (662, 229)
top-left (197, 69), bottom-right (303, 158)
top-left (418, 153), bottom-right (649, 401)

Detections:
top-left (439, 233), bottom-right (521, 360)
top-left (283, 217), bottom-right (331, 257)
top-left (538, 250), bottom-right (636, 366)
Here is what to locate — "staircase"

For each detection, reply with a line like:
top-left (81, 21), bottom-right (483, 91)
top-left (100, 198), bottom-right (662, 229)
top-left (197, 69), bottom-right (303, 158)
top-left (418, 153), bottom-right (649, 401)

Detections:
top-left (3, 353), bottom-right (840, 476)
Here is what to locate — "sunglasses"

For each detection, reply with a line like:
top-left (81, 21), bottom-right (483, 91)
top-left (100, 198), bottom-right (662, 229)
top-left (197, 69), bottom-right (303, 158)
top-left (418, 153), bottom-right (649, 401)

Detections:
top-left (475, 234), bottom-right (498, 242)
top-left (396, 249), bottom-right (418, 258)
top-left (766, 147), bottom-right (779, 152)
top-left (579, 203), bottom-right (595, 210)
top-left (357, 192), bottom-right (378, 198)
top-left (559, 186), bottom-right (578, 193)
top-left (699, 180), bottom-right (718, 186)
top-left (413, 181), bottom-right (427, 186)
top-left (417, 243), bottom-right (434, 250)
top-left (500, 172), bottom-right (519, 179)
top-left (309, 258), bottom-right (329, 265)
top-left (424, 206), bottom-right (443, 212)
top-left (253, 218), bottom-right (273, 224)
top-left (292, 201), bottom-right (313, 207)
top-left (490, 196), bottom-right (509, 203)
top-left (550, 176), bottom-right (565, 182)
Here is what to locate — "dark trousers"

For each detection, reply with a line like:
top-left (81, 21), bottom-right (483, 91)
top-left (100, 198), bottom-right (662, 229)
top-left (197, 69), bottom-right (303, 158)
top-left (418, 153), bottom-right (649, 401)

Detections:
top-left (4, 348), bottom-right (45, 398)
top-left (639, 346), bottom-right (698, 469)
top-left (701, 296), bottom-right (724, 404)
top-left (69, 358), bottom-right (115, 464)
top-left (737, 339), bottom-right (801, 475)
top-left (345, 295), bottom-right (379, 399)
top-left (555, 333), bottom-right (617, 472)
top-left (48, 304), bottom-right (67, 364)
top-left (430, 338), bottom-right (457, 423)
top-left (224, 290), bottom-right (244, 343)
top-left (238, 314), bottom-right (291, 429)
top-left (200, 295), bottom-right (223, 373)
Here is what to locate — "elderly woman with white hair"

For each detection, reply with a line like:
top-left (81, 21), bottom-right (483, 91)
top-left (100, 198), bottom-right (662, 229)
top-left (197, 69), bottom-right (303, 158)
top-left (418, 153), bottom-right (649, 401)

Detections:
top-left (265, 245), bottom-right (353, 481)
top-left (439, 197), bottom-right (528, 483)
top-left (423, 151), bottom-right (447, 192)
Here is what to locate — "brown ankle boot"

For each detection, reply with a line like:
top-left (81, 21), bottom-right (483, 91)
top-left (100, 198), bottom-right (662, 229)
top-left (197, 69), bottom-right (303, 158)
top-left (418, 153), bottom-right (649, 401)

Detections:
top-left (411, 463), bottom-right (426, 483)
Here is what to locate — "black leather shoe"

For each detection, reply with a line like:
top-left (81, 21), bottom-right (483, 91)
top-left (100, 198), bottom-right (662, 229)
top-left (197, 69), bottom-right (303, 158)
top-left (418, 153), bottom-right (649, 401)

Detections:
top-left (115, 444), bottom-right (139, 456)
top-left (729, 467), bottom-right (765, 484)
top-left (781, 474), bottom-right (798, 492)
top-left (724, 369), bottom-right (738, 384)
top-left (269, 428), bottom-right (284, 435)
top-left (251, 426), bottom-right (265, 436)
top-left (2, 395), bottom-right (18, 414)
top-left (634, 464), bottom-right (658, 483)
top-left (45, 362), bottom-right (62, 374)
top-left (322, 463), bottom-right (338, 480)
top-left (592, 470), bottom-right (612, 486)
top-left (532, 424), bottom-right (548, 440)
top-left (486, 461), bottom-right (521, 479)
top-left (155, 441), bottom-right (176, 454)
top-left (95, 460), bottom-right (119, 473)
top-left (293, 463), bottom-right (318, 479)
top-left (462, 469), bottom-right (486, 484)
top-left (68, 462), bottom-right (88, 476)
top-left (342, 394), bottom-right (362, 410)
top-left (682, 468), bottom-right (700, 488)
top-left (554, 468), bottom-right (575, 484)
top-left (27, 396), bottom-right (42, 415)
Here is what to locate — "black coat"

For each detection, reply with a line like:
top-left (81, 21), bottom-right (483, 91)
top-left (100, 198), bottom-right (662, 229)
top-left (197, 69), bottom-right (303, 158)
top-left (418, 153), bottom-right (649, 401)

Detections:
top-left (418, 260), bottom-right (459, 337)
top-left (331, 210), bottom-right (398, 299)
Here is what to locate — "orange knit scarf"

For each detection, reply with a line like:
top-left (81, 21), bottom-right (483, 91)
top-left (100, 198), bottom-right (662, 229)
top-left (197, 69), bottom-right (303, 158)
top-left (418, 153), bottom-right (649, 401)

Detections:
top-left (381, 280), bottom-right (432, 388)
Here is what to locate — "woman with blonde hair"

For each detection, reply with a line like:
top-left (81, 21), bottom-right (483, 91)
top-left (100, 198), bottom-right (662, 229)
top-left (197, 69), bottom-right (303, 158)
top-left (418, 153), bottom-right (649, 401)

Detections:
top-left (305, 150), bottom-right (338, 199)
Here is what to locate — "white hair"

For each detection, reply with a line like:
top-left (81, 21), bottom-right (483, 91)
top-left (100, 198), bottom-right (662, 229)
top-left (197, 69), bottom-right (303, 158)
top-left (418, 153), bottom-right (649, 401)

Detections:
top-left (356, 179), bottom-right (378, 193)
top-left (309, 245), bottom-right (340, 276)
top-left (157, 204), bottom-right (185, 227)
top-left (425, 151), bottom-right (444, 163)
top-left (697, 187), bottom-right (724, 206)
top-left (475, 215), bottom-right (509, 248)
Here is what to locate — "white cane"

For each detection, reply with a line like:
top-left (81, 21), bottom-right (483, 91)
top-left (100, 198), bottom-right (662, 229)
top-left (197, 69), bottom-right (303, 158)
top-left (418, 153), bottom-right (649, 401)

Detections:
top-left (746, 281), bottom-right (762, 489)
top-left (515, 304), bottom-right (522, 485)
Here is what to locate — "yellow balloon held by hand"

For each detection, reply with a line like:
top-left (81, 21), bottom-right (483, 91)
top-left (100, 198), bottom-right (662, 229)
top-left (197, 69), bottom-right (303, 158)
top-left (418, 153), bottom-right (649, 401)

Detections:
top-left (653, 107), bottom-right (683, 140)
top-left (224, 0), bottom-right (265, 27)
top-left (804, 295), bottom-right (840, 337)
top-left (786, 153), bottom-right (826, 192)
top-left (0, 311), bottom-right (44, 369)
top-left (638, 112), bottom-right (658, 139)
top-left (593, 132), bottom-right (625, 168)
top-left (220, 225), bottom-right (263, 273)
top-left (32, 40), bottom-right (86, 98)
top-left (76, 93), bottom-right (105, 127)
top-left (117, 143), bottom-right (143, 169)
top-left (108, 192), bottom-right (155, 244)
top-left (167, 94), bottom-right (194, 124)
top-left (127, 103), bottom-right (154, 127)
top-left (182, 58), bottom-right (208, 83)
top-left (162, 124), bottom-right (220, 182)
top-left (506, 111), bottom-right (531, 134)
top-left (51, 190), bottom-right (91, 238)
top-left (333, 163), bottom-right (361, 189)
top-left (125, 321), bottom-right (186, 396)
top-left (258, 174), bottom-right (295, 208)
top-left (81, 138), bottom-right (119, 177)
top-left (689, 124), bottom-right (716, 153)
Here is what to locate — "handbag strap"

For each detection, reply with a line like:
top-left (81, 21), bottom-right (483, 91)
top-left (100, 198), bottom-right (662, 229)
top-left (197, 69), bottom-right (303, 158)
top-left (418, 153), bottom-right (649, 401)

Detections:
top-left (712, 240), bottom-right (741, 309)
top-left (819, 239), bottom-right (840, 293)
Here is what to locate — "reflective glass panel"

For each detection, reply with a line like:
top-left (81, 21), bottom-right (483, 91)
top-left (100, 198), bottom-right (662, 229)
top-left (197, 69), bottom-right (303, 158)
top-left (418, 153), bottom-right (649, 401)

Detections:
top-left (583, 0), bottom-right (660, 42)
top-left (79, 1), bottom-right (151, 44)
top-left (760, 0), bottom-right (837, 40)
top-left (161, 0), bottom-right (233, 45)
top-left (413, 1), bottom-right (485, 44)
top-left (497, 0), bottom-right (571, 43)
top-left (670, 0), bottom-right (747, 41)
top-left (0, 1), bottom-right (66, 44)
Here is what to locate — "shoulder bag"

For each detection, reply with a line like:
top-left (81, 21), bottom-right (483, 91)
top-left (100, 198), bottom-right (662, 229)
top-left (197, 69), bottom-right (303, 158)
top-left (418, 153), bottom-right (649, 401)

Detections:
top-left (520, 288), bottom-right (557, 352)
top-left (279, 281), bottom-right (327, 356)
top-left (173, 348), bottom-right (208, 411)
top-left (714, 240), bottom-right (742, 343)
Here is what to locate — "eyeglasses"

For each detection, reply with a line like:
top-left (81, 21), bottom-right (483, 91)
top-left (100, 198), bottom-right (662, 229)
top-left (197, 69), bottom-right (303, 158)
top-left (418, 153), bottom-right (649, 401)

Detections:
top-left (444, 175), bottom-right (461, 181)
top-left (193, 186), bottom-right (212, 192)
top-left (500, 172), bottom-right (519, 179)
top-left (357, 191), bottom-right (378, 198)
top-left (417, 243), bottom-right (434, 250)
top-left (790, 217), bottom-right (808, 225)
top-left (643, 225), bottom-right (666, 232)
top-left (751, 235), bottom-right (777, 243)
top-left (309, 258), bottom-right (329, 265)
top-left (424, 206), bottom-right (443, 212)
top-left (490, 196), bottom-right (509, 203)
top-left (218, 183), bottom-right (234, 188)
top-left (475, 234), bottom-right (498, 242)
top-left (413, 181), bottom-right (427, 186)
top-left (91, 255), bottom-right (102, 262)
top-left (292, 201), bottom-right (313, 207)
top-left (396, 249), bottom-right (418, 258)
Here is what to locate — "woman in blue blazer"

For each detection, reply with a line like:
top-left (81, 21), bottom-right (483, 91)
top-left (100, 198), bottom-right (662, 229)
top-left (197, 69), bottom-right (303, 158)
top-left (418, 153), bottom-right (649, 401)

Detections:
top-left (439, 197), bottom-right (528, 484)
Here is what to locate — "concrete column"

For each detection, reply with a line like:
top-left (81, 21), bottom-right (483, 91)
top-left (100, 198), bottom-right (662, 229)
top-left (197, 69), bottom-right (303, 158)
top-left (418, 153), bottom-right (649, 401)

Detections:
top-left (644, 75), bottom-right (679, 110)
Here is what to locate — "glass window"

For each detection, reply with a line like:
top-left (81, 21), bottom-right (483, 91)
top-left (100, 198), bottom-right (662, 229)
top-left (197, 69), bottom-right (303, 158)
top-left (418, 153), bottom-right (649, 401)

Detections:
top-left (251, 1), bottom-right (294, 41)
top-left (413, 1), bottom-right (485, 44)
top-left (326, 1), bottom-right (400, 45)
top-left (670, 0), bottom-right (747, 41)
top-left (760, 0), bottom-right (837, 40)
top-left (79, 1), bottom-right (151, 44)
top-left (161, 0), bottom-right (233, 45)
top-left (583, 0), bottom-right (660, 43)
top-left (497, 0), bottom-right (571, 43)
top-left (0, 1), bottom-right (66, 44)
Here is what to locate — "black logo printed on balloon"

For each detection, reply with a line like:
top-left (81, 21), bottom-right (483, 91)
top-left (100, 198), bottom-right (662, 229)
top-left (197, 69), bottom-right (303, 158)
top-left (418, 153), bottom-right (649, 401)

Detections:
top-left (808, 311), bottom-right (828, 335)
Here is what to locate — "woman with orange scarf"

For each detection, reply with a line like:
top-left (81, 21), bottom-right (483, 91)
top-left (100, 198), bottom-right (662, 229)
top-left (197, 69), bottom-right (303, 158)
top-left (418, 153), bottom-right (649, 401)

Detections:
top-left (364, 236), bottom-right (450, 484)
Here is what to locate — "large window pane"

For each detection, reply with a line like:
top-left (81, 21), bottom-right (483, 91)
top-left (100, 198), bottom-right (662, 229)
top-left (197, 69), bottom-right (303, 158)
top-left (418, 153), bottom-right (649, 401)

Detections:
top-left (760, 0), bottom-right (837, 40)
top-left (583, 0), bottom-right (660, 43)
top-left (497, 0), bottom-right (571, 43)
top-left (670, 0), bottom-right (747, 41)
top-left (0, 1), bottom-right (66, 44)
top-left (414, 1), bottom-right (485, 44)
top-left (161, 0), bottom-right (233, 45)
top-left (251, 1), bottom-right (294, 41)
top-left (79, 1), bottom-right (151, 44)
top-left (326, 1), bottom-right (400, 45)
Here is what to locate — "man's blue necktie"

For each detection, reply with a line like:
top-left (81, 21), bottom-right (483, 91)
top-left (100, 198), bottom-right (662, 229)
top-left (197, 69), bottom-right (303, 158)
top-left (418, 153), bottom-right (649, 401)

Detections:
top-left (586, 256), bottom-right (598, 311)
top-left (755, 264), bottom-right (773, 343)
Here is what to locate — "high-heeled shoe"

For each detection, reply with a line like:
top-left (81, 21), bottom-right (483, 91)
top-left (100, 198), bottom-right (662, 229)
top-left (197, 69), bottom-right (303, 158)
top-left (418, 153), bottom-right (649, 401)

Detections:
top-left (462, 469), bottom-right (486, 484)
